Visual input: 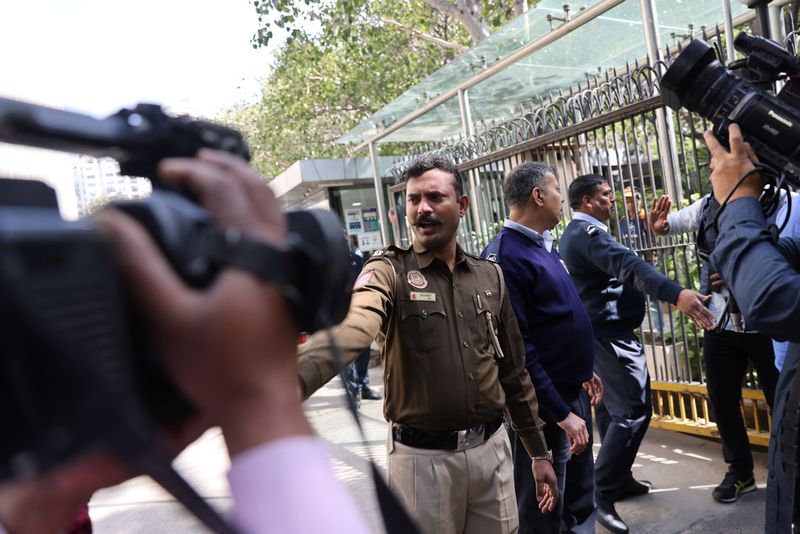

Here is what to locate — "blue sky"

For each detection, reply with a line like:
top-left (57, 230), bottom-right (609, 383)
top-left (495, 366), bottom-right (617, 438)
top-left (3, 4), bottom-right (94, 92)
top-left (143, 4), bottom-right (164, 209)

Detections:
top-left (0, 0), bottom-right (279, 118)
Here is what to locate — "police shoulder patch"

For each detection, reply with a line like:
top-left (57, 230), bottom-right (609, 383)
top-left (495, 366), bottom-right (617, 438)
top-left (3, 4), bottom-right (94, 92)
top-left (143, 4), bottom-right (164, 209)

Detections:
top-left (585, 224), bottom-right (600, 238)
top-left (486, 252), bottom-right (498, 263)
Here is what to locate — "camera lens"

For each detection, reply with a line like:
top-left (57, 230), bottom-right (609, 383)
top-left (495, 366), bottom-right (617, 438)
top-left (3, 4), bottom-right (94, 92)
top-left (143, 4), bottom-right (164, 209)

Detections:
top-left (661, 39), bottom-right (740, 118)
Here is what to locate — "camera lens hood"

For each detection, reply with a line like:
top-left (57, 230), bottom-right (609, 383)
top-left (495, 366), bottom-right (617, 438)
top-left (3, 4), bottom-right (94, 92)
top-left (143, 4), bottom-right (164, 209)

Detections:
top-left (661, 39), bottom-right (718, 111)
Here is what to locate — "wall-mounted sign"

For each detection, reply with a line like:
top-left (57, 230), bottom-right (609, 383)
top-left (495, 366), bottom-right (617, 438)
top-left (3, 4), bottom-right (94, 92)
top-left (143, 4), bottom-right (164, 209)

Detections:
top-left (345, 208), bottom-right (363, 234)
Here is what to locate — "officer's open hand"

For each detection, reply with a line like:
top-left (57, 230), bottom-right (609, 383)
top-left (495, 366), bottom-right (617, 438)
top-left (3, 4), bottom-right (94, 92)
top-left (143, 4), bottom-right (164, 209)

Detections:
top-left (705, 123), bottom-right (763, 204)
top-left (532, 459), bottom-right (558, 513)
top-left (556, 412), bottom-right (589, 455)
top-left (649, 195), bottom-right (672, 235)
top-left (675, 289), bottom-right (714, 330)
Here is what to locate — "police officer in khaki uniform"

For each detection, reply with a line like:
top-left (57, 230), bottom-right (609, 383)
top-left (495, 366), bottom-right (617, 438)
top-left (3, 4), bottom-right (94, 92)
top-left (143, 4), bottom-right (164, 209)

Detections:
top-left (298, 154), bottom-right (557, 534)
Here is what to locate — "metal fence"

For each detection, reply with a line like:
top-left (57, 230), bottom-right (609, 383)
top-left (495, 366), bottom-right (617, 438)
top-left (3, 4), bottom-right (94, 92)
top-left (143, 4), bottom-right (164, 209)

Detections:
top-left (385, 28), bottom-right (771, 444)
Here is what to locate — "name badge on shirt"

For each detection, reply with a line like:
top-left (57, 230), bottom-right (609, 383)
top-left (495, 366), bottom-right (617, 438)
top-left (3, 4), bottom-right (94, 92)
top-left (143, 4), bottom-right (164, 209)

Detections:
top-left (410, 291), bottom-right (437, 302)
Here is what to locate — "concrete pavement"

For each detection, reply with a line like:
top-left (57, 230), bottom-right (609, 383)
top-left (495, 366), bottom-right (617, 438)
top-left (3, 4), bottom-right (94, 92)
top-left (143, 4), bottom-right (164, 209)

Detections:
top-left (89, 365), bottom-right (768, 532)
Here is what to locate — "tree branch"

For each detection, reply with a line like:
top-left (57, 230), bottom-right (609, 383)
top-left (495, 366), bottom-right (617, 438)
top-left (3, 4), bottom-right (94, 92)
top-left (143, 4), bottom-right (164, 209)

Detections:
top-left (376, 16), bottom-right (468, 51)
top-left (423, 0), bottom-right (490, 43)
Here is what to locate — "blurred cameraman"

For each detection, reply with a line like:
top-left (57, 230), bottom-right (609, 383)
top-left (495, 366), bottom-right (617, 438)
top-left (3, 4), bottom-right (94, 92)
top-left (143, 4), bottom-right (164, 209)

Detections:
top-left (706, 123), bottom-right (800, 534)
top-left (0, 150), bottom-right (369, 534)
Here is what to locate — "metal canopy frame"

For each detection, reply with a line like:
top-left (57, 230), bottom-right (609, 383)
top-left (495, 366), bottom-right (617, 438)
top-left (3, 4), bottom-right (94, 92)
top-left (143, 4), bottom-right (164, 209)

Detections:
top-left (354, 0), bottom-right (626, 154)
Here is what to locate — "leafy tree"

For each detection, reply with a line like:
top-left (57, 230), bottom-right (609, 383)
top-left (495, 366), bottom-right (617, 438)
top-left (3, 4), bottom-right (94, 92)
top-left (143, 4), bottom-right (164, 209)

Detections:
top-left (224, 0), bottom-right (535, 178)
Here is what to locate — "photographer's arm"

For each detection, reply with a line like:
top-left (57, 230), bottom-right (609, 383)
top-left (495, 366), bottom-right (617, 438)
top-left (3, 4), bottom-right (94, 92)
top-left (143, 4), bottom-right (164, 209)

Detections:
top-left (650, 195), bottom-right (705, 236)
top-left (708, 125), bottom-right (800, 342)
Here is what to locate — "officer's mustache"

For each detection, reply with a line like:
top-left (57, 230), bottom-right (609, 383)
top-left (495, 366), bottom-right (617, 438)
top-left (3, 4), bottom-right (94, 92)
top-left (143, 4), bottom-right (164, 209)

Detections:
top-left (413, 214), bottom-right (441, 227)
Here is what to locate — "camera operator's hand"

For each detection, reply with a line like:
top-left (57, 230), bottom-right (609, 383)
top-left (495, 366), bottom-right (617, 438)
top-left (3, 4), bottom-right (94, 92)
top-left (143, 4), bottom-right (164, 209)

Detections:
top-left (675, 289), bottom-right (715, 330)
top-left (96, 149), bottom-right (309, 458)
top-left (649, 195), bottom-right (672, 235)
top-left (705, 124), bottom-right (763, 204)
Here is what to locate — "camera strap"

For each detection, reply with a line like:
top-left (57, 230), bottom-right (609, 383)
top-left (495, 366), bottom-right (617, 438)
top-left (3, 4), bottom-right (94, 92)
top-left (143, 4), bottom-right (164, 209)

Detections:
top-left (208, 228), bottom-right (298, 285)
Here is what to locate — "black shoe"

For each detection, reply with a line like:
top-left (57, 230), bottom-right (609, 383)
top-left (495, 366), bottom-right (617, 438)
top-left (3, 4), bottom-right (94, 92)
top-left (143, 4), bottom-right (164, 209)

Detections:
top-left (712, 472), bottom-right (756, 503)
top-left (596, 501), bottom-right (629, 534)
top-left (361, 386), bottom-right (383, 400)
top-left (346, 389), bottom-right (361, 409)
top-left (616, 478), bottom-right (652, 501)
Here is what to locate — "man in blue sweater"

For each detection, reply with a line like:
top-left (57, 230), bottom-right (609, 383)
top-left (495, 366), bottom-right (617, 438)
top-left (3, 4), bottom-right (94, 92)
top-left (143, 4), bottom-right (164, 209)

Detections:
top-left (558, 174), bottom-right (715, 534)
top-left (482, 163), bottom-right (603, 533)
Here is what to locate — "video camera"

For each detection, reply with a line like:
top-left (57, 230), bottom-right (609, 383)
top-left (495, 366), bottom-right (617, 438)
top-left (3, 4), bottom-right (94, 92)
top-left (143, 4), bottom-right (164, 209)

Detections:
top-left (0, 98), bottom-right (352, 531)
top-left (661, 32), bottom-right (800, 188)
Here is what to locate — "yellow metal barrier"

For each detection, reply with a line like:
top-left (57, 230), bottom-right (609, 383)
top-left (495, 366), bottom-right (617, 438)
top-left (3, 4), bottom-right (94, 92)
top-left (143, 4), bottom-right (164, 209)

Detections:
top-left (650, 381), bottom-right (771, 447)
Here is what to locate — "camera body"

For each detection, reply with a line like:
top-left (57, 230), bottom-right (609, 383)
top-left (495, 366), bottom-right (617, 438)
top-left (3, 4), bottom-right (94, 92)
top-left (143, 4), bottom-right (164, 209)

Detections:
top-left (661, 32), bottom-right (800, 187)
top-left (0, 99), bottom-right (353, 480)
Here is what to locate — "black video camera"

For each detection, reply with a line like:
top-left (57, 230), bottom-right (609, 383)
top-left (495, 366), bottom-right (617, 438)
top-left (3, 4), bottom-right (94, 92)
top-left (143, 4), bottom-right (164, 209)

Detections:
top-left (0, 98), bottom-right (352, 484)
top-left (661, 32), bottom-right (800, 187)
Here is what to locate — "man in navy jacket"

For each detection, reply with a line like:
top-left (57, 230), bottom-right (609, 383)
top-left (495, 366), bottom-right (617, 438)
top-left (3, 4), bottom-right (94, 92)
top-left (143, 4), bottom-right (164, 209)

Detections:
top-left (558, 174), bottom-right (715, 534)
top-left (482, 163), bottom-right (603, 533)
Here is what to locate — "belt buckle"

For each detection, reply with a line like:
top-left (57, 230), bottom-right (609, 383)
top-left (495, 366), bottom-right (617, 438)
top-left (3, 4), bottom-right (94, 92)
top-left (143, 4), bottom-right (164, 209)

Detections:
top-left (456, 424), bottom-right (486, 450)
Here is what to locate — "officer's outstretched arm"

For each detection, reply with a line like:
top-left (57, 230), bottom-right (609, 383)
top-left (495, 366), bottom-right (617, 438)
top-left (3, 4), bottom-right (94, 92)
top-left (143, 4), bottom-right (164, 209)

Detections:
top-left (297, 259), bottom-right (393, 397)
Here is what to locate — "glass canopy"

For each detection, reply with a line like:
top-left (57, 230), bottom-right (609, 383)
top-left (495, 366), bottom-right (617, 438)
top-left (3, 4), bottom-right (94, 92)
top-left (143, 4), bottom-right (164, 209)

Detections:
top-left (337, 0), bottom-right (749, 145)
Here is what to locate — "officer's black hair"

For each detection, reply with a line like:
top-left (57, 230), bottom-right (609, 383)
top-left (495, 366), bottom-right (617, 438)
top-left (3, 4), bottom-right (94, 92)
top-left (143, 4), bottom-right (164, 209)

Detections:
top-left (568, 174), bottom-right (608, 209)
top-left (503, 162), bottom-right (557, 206)
top-left (402, 154), bottom-right (464, 198)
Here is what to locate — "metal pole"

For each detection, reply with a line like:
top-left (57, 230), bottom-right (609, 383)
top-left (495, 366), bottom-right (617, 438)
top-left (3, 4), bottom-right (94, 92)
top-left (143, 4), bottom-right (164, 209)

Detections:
top-left (722, 0), bottom-right (737, 63)
top-left (458, 88), bottom-right (475, 139)
top-left (368, 141), bottom-right (390, 246)
top-left (770, 3), bottom-right (786, 92)
top-left (769, 3), bottom-right (785, 42)
top-left (639, 0), bottom-right (682, 201)
top-left (350, 0), bottom-right (625, 154)
top-left (458, 88), bottom-right (486, 247)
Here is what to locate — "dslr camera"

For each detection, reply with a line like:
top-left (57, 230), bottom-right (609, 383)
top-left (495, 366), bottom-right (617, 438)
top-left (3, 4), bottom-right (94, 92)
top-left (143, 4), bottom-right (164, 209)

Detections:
top-left (661, 31), bottom-right (800, 187)
top-left (0, 98), bottom-right (352, 487)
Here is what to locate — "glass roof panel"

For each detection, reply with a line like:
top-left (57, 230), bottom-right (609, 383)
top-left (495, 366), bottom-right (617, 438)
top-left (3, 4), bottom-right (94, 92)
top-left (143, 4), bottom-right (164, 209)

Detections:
top-left (338, 0), bottom-right (749, 144)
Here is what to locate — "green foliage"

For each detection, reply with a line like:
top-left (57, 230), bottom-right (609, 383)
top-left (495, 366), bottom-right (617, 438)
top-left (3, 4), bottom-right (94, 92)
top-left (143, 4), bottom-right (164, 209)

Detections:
top-left (225, 0), bottom-right (533, 178)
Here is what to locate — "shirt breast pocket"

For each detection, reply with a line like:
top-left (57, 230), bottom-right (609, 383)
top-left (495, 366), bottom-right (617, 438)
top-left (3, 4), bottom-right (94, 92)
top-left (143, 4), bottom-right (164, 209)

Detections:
top-left (398, 298), bottom-right (447, 351)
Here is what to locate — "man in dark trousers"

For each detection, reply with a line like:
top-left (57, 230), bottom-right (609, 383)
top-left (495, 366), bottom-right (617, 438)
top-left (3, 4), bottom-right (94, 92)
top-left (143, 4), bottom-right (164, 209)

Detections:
top-left (650, 190), bottom-right (780, 503)
top-left (482, 162), bottom-right (603, 533)
top-left (344, 237), bottom-right (383, 407)
top-left (558, 174), bottom-right (715, 534)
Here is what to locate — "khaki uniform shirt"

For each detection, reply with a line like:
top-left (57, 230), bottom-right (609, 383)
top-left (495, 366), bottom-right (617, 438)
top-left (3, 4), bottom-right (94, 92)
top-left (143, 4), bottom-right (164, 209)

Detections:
top-left (297, 242), bottom-right (547, 457)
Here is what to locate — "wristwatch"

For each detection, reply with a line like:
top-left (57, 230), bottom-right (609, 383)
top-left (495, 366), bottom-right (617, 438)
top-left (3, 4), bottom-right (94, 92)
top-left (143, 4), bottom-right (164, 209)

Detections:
top-left (532, 449), bottom-right (553, 462)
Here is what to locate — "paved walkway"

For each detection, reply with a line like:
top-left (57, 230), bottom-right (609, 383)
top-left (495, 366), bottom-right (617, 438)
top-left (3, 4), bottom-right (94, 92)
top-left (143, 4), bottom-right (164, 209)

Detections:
top-left (90, 365), bottom-right (769, 533)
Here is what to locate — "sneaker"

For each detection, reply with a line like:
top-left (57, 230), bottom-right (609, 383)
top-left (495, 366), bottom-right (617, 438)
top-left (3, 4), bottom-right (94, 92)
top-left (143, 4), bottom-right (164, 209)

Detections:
top-left (712, 472), bottom-right (756, 503)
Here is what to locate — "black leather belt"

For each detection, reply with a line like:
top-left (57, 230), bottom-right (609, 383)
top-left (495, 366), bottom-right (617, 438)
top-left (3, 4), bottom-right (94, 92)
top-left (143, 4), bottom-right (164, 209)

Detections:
top-left (392, 416), bottom-right (504, 451)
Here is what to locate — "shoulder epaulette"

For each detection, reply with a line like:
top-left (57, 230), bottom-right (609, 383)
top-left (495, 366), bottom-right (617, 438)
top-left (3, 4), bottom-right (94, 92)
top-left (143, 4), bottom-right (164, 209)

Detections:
top-left (483, 233), bottom-right (503, 263)
top-left (585, 224), bottom-right (600, 238)
top-left (372, 245), bottom-right (402, 258)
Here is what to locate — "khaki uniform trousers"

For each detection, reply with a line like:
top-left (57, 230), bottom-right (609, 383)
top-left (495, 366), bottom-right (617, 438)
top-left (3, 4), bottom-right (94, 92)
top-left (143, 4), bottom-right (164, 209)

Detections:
top-left (387, 425), bottom-right (518, 534)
